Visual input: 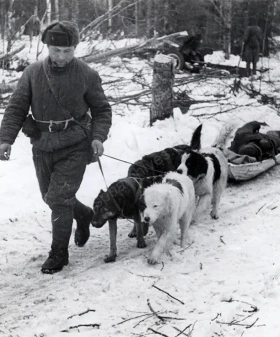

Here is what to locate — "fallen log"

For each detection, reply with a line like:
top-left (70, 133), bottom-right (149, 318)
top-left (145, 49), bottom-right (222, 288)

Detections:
top-left (81, 31), bottom-right (188, 64)
top-left (198, 61), bottom-right (269, 77)
top-left (0, 44), bottom-right (26, 64)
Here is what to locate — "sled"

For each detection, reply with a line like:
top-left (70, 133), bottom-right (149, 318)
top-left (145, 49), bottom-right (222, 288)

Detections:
top-left (228, 153), bottom-right (280, 181)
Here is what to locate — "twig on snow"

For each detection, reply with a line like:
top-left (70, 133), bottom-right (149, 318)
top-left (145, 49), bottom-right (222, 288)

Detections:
top-left (221, 298), bottom-right (258, 312)
top-left (245, 318), bottom-right (259, 329)
top-left (152, 285), bottom-right (185, 305)
top-left (61, 323), bottom-right (100, 332)
top-left (35, 218), bottom-right (43, 229)
top-left (217, 315), bottom-right (262, 329)
top-left (173, 324), bottom-right (192, 337)
top-left (216, 319), bottom-right (262, 329)
top-left (126, 270), bottom-right (161, 279)
top-left (148, 327), bottom-right (169, 337)
top-left (220, 236), bottom-right (226, 245)
top-left (178, 242), bottom-right (194, 253)
top-left (173, 326), bottom-right (189, 336)
top-left (188, 322), bottom-right (197, 336)
top-left (256, 203), bottom-right (266, 214)
top-left (133, 314), bottom-right (154, 328)
top-left (114, 312), bottom-right (154, 326)
top-left (160, 316), bottom-right (185, 321)
top-left (211, 313), bottom-right (221, 321)
top-left (67, 309), bottom-right (96, 319)
top-left (147, 299), bottom-right (165, 322)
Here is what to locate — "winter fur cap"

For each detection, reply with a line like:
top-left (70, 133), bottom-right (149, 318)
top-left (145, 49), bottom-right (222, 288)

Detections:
top-left (42, 21), bottom-right (80, 47)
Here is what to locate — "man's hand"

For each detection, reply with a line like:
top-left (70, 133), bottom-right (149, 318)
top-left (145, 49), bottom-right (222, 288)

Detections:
top-left (0, 143), bottom-right (11, 161)
top-left (91, 140), bottom-right (104, 156)
top-left (90, 140), bottom-right (104, 163)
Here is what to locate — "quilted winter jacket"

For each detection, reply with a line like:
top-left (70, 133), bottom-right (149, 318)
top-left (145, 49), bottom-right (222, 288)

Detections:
top-left (0, 57), bottom-right (112, 148)
top-left (242, 26), bottom-right (262, 63)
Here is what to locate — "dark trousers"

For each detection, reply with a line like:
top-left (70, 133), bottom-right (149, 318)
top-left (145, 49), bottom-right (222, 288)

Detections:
top-left (246, 61), bottom-right (257, 76)
top-left (32, 140), bottom-right (90, 249)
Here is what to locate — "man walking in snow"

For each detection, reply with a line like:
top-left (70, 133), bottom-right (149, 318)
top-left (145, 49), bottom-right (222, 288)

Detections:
top-left (0, 21), bottom-right (112, 274)
top-left (242, 20), bottom-right (262, 77)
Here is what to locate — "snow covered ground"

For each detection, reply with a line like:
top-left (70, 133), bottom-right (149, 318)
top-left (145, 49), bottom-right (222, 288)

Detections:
top-left (1, 37), bottom-right (280, 336)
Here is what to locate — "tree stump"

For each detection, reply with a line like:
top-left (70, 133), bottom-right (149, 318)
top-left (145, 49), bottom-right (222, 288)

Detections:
top-left (150, 54), bottom-right (174, 126)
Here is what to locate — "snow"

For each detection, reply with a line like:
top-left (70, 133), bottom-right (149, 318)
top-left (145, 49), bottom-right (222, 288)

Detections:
top-left (1, 37), bottom-right (280, 336)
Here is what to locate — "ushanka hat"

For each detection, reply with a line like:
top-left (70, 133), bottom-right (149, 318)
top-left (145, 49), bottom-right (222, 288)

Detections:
top-left (42, 21), bottom-right (80, 47)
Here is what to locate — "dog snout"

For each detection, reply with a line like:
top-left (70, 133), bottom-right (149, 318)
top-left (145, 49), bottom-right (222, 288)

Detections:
top-left (144, 216), bottom-right (150, 223)
top-left (177, 168), bottom-right (182, 174)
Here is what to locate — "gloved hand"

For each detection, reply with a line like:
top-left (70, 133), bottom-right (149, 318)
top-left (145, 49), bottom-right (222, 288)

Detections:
top-left (0, 143), bottom-right (11, 160)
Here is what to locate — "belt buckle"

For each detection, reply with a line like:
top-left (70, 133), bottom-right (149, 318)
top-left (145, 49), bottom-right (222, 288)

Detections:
top-left (49, 120), bottom-right (56, 133)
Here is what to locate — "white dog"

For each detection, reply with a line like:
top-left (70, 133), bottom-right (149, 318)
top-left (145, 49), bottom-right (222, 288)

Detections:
top-left (139, 172), bottom-right (196, 265)
top-left (177, 124), bottom-right (229, 221)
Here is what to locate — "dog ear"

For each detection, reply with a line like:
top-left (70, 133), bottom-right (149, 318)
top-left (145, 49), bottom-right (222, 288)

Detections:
top-left (190, 124), bottom-right (202, 150)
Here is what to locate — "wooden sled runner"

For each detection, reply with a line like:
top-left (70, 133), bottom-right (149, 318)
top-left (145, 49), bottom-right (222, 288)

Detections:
top-left (228, 153), bottom-right (280, 181)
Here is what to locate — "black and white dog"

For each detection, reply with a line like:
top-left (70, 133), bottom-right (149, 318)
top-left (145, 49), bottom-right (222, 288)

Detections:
top-left (177, 124), bottom-right (228, 221)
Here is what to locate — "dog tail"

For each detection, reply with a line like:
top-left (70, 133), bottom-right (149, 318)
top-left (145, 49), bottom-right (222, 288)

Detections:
top-left (213, 123), bottom-right (236, 150)
top-left (190, 124), bottom-right (202, 150)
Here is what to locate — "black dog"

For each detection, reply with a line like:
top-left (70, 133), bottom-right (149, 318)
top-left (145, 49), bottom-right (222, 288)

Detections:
top-left (91, 176), bottom-right (162, 263)
top-left (126, 137), bottom-right (200, 237)
top-left (128, 145), bottom-right (191, 179)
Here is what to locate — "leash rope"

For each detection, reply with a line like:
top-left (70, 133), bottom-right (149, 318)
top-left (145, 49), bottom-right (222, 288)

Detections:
top-left (103, 153), bottom-right (169, 175)
top-left (97, 158), bottom-right (134, 225)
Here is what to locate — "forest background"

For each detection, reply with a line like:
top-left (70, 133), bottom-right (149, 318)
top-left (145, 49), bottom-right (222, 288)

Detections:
top-left (1, 0), bottom-right (280, 58)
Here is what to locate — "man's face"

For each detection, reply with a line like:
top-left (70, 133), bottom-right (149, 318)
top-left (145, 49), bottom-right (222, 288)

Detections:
top-left (48, 45), bottom-right (75, 67)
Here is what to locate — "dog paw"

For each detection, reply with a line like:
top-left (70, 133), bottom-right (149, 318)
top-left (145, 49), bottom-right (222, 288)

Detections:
top-left (128, 230), bottom-right (136, 238)
top-left (147, 257), bottom-right (159, 265)
top-left (104, 254), bottom-right (117, 263)
top-left (210, 211), bottom-right (219, 220)
top-left (137, 239), bottom-right (147, 248)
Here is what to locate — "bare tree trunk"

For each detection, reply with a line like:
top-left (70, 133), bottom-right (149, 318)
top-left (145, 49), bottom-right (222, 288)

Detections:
top-left (108, 0), bottom-right (113, 34)
top-left (223, 0), bottom-right (232, 59)
top-left (5, 0), bottom-right (14, 53)
top-left (34, 0), bottom-right (38, 16)
top-left (163, 0), bottom-right (170, 35)
top-left (146, 0), bottom-right (153, 37)
top-left (0, 0), bottom-right (5, 41)
top-left (45, 0), bottom-right (51, 25)
top-left (135, 0), bottom-right (138, 36)
top-left (219, 0), bottom-right (223, 48)
top-left (53, 0), bottom-right (59, 20)
top-left (71, 0), bottom-right (79, 23)
top-left (150, 54), bottom-right (174, 126)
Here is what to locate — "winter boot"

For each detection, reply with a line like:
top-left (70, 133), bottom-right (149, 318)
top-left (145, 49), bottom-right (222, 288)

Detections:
top-left (74, 200), bottom-right (93, 247)
top-left (41, 247), bottom-right (69, 274)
